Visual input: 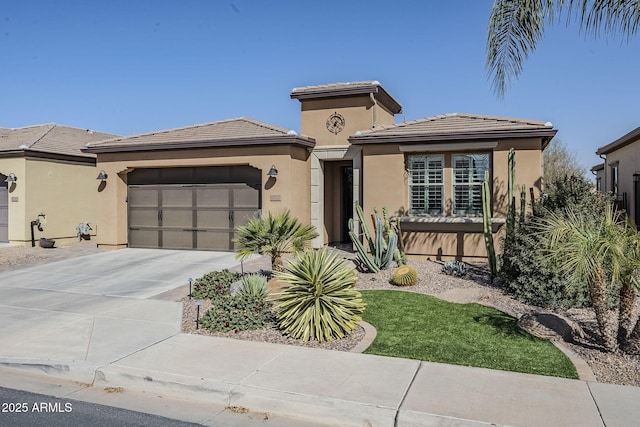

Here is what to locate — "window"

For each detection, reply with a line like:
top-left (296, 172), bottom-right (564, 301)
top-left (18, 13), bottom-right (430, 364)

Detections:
top-left (408, 155), bottom-right (443, 214)
top-left (452, 154), bottom-right (489, 215)
top-left (610, 163), bottom-right (619, 194)
top-left (408, 153), bottom-right (490, 216)
top-left (596, 177), bottom-right (602, 193)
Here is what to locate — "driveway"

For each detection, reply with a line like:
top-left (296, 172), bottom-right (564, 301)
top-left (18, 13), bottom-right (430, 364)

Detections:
top-left (0, 248), bottom-right (243, 382)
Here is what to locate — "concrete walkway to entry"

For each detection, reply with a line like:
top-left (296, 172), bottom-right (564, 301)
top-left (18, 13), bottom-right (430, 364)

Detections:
top-left (0, 247), bottom-right (639, 426)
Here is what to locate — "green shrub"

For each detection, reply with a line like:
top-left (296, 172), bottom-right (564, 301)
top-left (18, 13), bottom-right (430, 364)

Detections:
top-left (391, 265), bottom-right (418, 286)
top-left (239, 274), bottom-right (270, 301)
top-left (191, 270), bottom-right (241, 300)
top-left (274, 248), bottom-right (365, 342)
top-left (499, 174), bottom-right (604, 309)
top-left (200, 294), bottom-right (273, 333)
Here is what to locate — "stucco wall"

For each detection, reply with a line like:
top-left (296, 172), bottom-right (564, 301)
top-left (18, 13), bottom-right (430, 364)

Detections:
top-left (359, 138), bottom-right (544, 259)
top-left (603, 142), bottom-right (640, 221)
top-left (1, 158), bottom-right (97, 245)
top-left (94, 145), bottom-right (311, 248)
top-left (299, 96), bottom-right (395, 147)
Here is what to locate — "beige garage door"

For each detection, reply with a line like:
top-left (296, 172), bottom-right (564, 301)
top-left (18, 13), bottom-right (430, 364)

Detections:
top-left (0, 185), bottom-right (7, 242)
top-left (128, 183), bottom-right (259, 251)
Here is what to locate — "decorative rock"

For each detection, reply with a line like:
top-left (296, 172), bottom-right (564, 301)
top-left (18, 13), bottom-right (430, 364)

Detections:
top-left (518, 312), bottom-right (586, 343)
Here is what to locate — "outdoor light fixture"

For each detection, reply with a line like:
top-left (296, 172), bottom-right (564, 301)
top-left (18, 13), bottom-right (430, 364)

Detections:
top-left (267, 165), bottom-right (278, 177)
top-left (195, 300), bottom-right (202, 330)
top-left (634, 172), bottom-right (640, 183)
top-left (96, 170), bottom-right (108, 180)
top-left (188, 277), bottom-right (193, 298)
top-left (4, 173), bottom-right (17, 183)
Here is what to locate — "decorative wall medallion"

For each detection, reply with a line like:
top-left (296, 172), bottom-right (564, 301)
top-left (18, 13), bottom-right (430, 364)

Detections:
top-left (326, 112), bottom-right (345, 134)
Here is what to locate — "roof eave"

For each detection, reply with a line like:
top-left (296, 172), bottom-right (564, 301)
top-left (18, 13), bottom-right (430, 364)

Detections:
top-left (0, 149), bottom-right (96, 163)
top-left (596, 126), bottom-right (640, 156)
top-left (291, 85), bottom-right (402, 115)
top-left (82, 135), bottom-right (316, 154)
top-left (349, 128), bottom-right (558, 145)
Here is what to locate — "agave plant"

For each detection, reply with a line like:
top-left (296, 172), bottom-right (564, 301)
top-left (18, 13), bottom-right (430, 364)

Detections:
top-left (274, 248), bottom-right (365, 342)
top-left (239, 273), bottom-right (270, 301)
top-left (234, 210), bottom-right (319, 272)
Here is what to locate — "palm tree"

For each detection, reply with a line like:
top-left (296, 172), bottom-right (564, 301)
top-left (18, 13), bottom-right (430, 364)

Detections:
top-left (487, 0), bottom-right (640, 97)
top-left (234, 210), bottom-right (319, 272)
top-left (537, 203), bottom-right (627, 352)
top-left (617, 224), bottom-right (640, 351)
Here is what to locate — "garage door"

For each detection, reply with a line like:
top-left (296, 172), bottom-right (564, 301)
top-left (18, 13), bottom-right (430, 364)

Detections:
top-left (0, 184), bottom-right (7, 243)
top-left (127, 166), bottom-right (261, 251)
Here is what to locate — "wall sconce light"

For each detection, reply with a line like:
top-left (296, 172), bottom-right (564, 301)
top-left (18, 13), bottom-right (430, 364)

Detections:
top-left (267, 165), bottom-right (278, 177)
top-left (4, 173), bottom-right (17, 183)
top-left (96, 170), bottom-right (108, 180)
top-left (634, 172), bottom-right (640, 183)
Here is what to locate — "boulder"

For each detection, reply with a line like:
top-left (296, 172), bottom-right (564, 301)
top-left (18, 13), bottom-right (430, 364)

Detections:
top-left (518, 312), bottom-right (586, 343)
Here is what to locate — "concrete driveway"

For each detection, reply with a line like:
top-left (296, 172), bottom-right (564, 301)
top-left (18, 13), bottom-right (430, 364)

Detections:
top-left (0, 248), bottom-right (243, 382)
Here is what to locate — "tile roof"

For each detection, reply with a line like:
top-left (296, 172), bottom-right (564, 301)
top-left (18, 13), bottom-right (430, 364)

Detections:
top-left (0, 124), bottom-right (119, 158)
top-left (84, 117), bottom-right (315, 153)
top-left (291, 81), bottom-right (402, 114)
top-left (349, 113), bottom-right (557, 144)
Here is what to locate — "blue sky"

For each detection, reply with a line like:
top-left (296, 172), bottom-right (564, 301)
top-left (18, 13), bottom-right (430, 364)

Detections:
top-left (2, 1), bottom-right (639, 171)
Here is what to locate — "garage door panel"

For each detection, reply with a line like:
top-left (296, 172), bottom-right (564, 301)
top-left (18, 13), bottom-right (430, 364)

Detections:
top-left (234, 209), bottom-right (258, 227)
top-left (197, 210), bottom-right (230, 228)
top-left (197, 231), bottom-right (232, 250)
top-left (129, 229), bottom-right (159, 248)
top-left (162, 187), bottom-right (193, 207)
top-left (128, 188), bottom-right (159, 207)
top-left (196, 187), bottom-right (233, 207)
top-left (129, 209), bottom-right (159, 228)
top-left (162, 230), bottom-right (193, 249)
top-left (233, 187), bottom-right (259, 207)
top-left (162, 210), bottom-right (193, 228)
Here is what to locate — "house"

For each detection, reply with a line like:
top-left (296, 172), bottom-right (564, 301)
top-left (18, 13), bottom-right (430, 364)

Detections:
top-left (0, 124), bottom-right (119, 245)
top-left (84, 81), bottom-right (556, 260)
top-left (595, 126), bottom-right (640, 224)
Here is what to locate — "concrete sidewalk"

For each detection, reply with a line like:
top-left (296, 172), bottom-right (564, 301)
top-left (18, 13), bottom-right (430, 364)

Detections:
top-left (1, 248), bottom-right (639, 426)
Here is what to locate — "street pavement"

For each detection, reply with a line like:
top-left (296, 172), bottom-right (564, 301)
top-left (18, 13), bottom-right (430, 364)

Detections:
top-left (0, 247), bottom-right (639, 426)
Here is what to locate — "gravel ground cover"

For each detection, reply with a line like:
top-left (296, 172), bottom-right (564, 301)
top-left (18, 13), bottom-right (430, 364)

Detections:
top-left (181, 256), bottom-right (640, 387)
top-left (0, 244), bottom-right (636, 386)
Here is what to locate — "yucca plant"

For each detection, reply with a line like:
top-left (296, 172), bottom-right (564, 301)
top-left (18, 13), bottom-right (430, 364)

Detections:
top-left (234, 210), bottom-right (319, 272)
top-left (274, 248), bottom-right (365, 342)
top-left (239, 273), bottom-right (270, 301)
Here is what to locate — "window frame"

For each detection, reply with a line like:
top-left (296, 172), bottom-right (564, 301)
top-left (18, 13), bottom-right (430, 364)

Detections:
top-left (407, 152), bottom-right (491, 217)
top-left (407, 154), bottom-right (444, 215)
top-left (451, 153), bottom-right (490, 216)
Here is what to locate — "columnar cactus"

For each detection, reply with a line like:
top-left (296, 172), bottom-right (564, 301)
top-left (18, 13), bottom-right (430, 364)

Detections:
top-left (348, 203), bottom-right (398, 273)
top-left (482, 170), bottom-right (498, 275)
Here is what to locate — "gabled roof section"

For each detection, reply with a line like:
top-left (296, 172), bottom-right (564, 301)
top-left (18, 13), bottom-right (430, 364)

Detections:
top-left (83, 117), bottom-right (315, 154)
top-left (290, 81), bottom-right (402, 115)
top-left (349, 113), bottom-right (557, 146)
top-left (0, 124), bottom-right (118, 159)
top-left (596, 126), bottom-right (640, 156)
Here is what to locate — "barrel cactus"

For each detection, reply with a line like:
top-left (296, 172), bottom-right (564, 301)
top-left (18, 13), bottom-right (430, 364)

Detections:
top-left (392, 265), bottom-right (418, 286)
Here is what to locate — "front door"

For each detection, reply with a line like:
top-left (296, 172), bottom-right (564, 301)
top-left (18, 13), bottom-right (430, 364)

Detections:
top-left (341, 166), bottom-right (353, 243)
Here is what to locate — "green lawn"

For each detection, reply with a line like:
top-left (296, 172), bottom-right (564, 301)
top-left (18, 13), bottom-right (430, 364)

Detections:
top-left (360, 290), bottom-right (578, 379)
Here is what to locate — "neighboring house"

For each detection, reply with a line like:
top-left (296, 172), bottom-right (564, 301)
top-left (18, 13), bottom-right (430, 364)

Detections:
top-left (84, 81), bottom-right (556, 260)
top-left (0, 124), bottom-right (119, 245)
top-left (595, 126), bottom-right (640, 224)
top-left (591, 163), bottom-right (604, 194)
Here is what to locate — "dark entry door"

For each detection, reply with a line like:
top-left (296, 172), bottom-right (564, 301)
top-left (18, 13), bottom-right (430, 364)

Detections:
top-left (128, 183), bottom-right (259, 251)
top-left (341, 166), bottom-right (353, 243)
